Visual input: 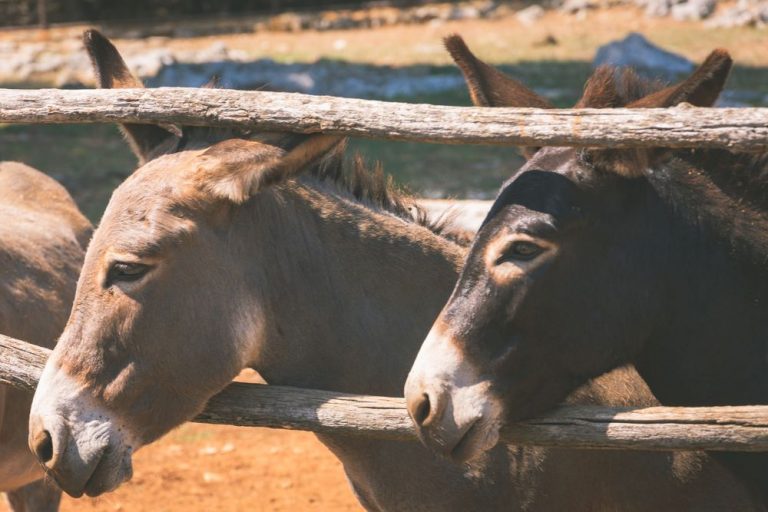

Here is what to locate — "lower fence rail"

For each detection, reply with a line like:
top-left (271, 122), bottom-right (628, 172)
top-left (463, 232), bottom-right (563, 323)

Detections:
top-left (2, 333), bottom-right (768, 451)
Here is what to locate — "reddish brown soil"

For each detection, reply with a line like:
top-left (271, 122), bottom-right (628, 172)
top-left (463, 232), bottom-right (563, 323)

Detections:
top-left (2, 371), bottom-right (362, 512)
top-left (51, 425), bottom-right (361, 512)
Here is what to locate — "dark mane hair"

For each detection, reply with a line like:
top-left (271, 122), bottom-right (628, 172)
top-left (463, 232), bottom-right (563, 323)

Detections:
top-left (309, 142), bottom-right (471, 246)
top-left (576, 66), bottom-right (665, 108)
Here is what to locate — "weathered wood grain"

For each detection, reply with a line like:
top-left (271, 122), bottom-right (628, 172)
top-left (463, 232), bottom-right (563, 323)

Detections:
top-left (3, 333), bottom-right (768, 451)
top-left (1, 88), bottom-right (767, 150)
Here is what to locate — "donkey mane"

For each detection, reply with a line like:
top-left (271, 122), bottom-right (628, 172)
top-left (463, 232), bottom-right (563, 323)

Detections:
top-left (309, 143), bottom-right (469, 245)
top-left (168, 126), bottom-right (468, 246)
top-left (576, 66), bottom-right (664, 108)
top-left (652, 150), bottom-right (768, 261)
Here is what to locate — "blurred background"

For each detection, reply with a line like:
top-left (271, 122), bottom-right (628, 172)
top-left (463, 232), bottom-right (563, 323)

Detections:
top-left (1, 1), bottom-right (767, 510)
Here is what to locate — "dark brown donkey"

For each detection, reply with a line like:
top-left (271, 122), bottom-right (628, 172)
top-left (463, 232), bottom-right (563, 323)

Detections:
top-left (27, 31), bottom-right (762, 511)
top-left (405, 35), bottom-right (768, 502)
top-left (0, 162), bottom-right (91, 511)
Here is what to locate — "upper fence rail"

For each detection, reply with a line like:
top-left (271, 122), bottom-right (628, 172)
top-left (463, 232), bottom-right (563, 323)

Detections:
top-left (2, 88), bottom-right (768, 151)
top-left (4, 334), bottom-right (768, 452)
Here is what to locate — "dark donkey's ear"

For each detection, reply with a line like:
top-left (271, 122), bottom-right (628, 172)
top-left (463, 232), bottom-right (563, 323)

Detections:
top-left (83, 29), bottom-right (182, 165)
top-left (194, 134), bottom-right (345, 204)
top-left (445, 34), bottom-right (553, 158)
top-left (588, 49), bottom-right (732, 177)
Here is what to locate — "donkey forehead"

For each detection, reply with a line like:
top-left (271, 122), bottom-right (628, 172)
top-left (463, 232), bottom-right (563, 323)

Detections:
top-left (483, 149), bottom-right (587, 230)
top-left (520, 147), bottom-right (585, 177)
top-left (94, 151), bottom-right (209, 256)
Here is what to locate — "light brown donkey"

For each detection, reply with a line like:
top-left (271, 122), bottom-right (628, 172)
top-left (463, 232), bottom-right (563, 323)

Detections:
top-left (0, 162), bottom-right (91, 511)
top-left (27, 31), bottom-right (763, 511)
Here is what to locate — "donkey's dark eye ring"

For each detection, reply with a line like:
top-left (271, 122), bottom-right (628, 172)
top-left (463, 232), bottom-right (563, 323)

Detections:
top-left (107, 262), bottom-right (151, 285)
top-left (497, 241), bottom-right (544, 264)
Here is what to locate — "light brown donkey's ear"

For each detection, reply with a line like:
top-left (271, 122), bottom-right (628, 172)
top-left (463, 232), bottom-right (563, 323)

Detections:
top-left (195, 134), bottom-right (345, 204)
top-left (587, 49), bottom-right (733, 178)
top-left (83, 29), bottom-right (181, 165)
top-left (445, 34), bottom-right (552, 159)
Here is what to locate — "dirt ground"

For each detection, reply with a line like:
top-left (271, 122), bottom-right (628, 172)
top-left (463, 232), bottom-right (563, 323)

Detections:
top-left (2, 371), bottom-right (362, 511)
top-left (0, 426), bottom-right (360, 512)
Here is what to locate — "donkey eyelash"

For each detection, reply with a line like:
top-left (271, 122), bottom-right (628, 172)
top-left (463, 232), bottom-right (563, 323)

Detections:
top-left (496, 241), bottom-right (545, 264)
top-left (105, 262), bottom-right (152, 287)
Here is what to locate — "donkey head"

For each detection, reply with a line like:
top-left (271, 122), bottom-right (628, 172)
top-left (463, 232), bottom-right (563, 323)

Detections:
top-left (404, 35), bottom-right (732, 462)
top-left (28, 30), bottom-right (343, 497)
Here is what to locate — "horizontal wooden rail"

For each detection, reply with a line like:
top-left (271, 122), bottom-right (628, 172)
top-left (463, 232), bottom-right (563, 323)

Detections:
top-left (3, 333), bottom-right (768, 451)
top-left (1, 88), bottom-right (768, 151)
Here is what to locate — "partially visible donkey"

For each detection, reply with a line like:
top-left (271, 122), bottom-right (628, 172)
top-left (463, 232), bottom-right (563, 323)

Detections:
top-left (0, 162), bottom-right (91, 511)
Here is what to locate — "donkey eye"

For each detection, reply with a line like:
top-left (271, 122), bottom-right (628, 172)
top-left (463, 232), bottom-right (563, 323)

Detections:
top-left (107, 262), bottom-right (151, 285)
top-left (497, 241), bottom-right (544, 264)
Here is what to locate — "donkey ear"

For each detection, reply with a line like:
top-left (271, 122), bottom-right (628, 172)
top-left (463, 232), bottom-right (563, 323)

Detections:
top-left (195, 135), bottom-right (345, 204)
top-left (445, 34), bottom-right (552, 158)
top-left (586, 49), bottom-right (732, 178)
top-left (629, 49), bottom-right (732, 108)
top-left (445, 34), bottom-right (553, 109)
top-left (83, 29), bottom-right (181, 165)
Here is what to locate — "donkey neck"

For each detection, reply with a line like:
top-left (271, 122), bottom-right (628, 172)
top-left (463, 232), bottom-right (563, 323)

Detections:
top-left (629, 202), bottom-right (768, 501)
top-left (238, 180), bottom-right (466, 396)
top-left (635, 216), bottom-right (768, 408)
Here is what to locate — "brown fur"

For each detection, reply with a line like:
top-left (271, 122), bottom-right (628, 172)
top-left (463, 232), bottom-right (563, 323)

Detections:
top-left (412, 35), bottom-right (768, 504)
top-left (27, 31), bottom-right (763, 510)
top-left (0, 162), bottom-right (90, 510)
top-left (444, 34), bottom-right (552, 110)
top-left (39, 132), bottom-right (763, 510)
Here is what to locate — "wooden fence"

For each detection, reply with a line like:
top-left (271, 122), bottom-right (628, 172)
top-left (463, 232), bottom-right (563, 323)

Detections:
top-left (1, 86), bottom-right (768, 451)
top-left (2, 88), bottom-right (768, 151)
top-left (3, 334), bottom-right (768, 451)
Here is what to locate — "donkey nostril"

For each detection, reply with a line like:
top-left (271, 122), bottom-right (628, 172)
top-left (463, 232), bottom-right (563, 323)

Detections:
top-left (412, 393), bottom-right (432, 427)
top-left (33, 430), bottom-right (54, 464)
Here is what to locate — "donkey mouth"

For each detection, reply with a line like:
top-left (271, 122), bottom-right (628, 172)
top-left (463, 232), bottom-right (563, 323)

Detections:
top-left (47, 443), bottom-right (133, 498)
top-left (44, 444), bottom-right (107, 498)
top-left (448, 417), bottom-right (484, 463)
top-left (84, 445), bottom-right (134, 497)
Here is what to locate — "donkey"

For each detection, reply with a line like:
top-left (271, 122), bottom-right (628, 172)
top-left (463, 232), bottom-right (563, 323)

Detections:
top-left (26, 30), bottom-right (762, 511)
top-left (405, 35), bottom-right (768, 502)
top-left (0, 162), bottom-right (91, 511)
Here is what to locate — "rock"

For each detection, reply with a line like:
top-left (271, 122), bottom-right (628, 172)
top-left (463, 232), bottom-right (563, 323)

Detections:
top-left (125, 48), bottom-right (176, 78)
top-left (671, 0), bottom-right (717, 20)
top-left (593, 32), bottom-right (694, 80)
top-left (533, 34), bottom-right (560, 46)
top-left (560, 0), bottom-right (598, 13)
top-left (640, 0), bottom-right (678, 17)
top-left (196, 41), bottom-right (231, 62)
top-left (449, 5), bottom-right (481, 20)
top-left (705, 0), bottom-right (768, 27)
top-left (516, 4), bottom-right (545, 25)
top-left (202, 471), bottom-right (224, 483)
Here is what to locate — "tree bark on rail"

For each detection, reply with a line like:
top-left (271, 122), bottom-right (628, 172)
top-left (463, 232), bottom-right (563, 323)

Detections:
top-left (3, 333), bottom-right (768, 451)
top-left (1, 88), bottom-right (767, 151)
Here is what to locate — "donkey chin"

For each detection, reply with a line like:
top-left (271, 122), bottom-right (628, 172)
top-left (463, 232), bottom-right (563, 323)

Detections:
top-left (405, 328), bottom-right (504, 464)
top-left (28, 363), bottom-right (137, 497)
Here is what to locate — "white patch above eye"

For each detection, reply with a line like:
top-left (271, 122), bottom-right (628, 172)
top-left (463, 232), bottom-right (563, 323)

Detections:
top-left (484, 233), bottom-right (558, 282)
